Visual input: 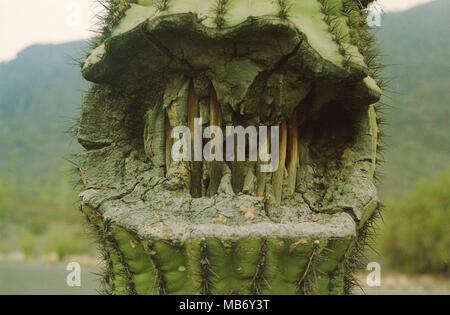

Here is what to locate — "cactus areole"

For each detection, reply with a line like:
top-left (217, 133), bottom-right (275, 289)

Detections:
top-left (77, 0), bottom-right (383, 295)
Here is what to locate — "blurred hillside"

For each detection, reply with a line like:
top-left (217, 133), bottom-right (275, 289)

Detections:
top-left (0, 1), bottom-right (449, 260)
top-left (376, 0), bottom-right (450, 197)
top-left (0, 42), bottom-right (90, 255)
top-left (0, 41), bottom-right (86, 187)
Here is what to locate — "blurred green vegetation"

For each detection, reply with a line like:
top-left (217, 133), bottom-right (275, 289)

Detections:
top-left (376, 0), bottom-right (450, 198)
top-left (0, 42), bottom-right (94, 260)
top-left (380, 171), bottom-right (450, 275)
top-left (0, 178), bottom-right (94, 260)
top-left (0, 222), bottom-right (94, 260)
top-left (372, 0), bottom-right (450, 275)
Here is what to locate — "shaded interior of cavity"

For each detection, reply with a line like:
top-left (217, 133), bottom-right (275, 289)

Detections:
top-left (76, 74), bottom-right (378, 225)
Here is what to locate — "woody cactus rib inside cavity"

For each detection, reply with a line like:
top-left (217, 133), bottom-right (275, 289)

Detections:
top-left (76, 0), bottom-right (383, 295)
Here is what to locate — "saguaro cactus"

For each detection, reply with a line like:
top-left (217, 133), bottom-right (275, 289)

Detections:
top-left (76, 0), bottom-right (383, 295)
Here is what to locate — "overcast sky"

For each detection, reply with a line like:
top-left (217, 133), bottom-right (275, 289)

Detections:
top-left (0, 0), bottom-right (436, 62)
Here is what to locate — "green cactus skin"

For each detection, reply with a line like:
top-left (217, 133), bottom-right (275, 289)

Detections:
top-left (85, 206), bottom-right (354, 295)
top-left (77, 0), bottom-right (383, 295)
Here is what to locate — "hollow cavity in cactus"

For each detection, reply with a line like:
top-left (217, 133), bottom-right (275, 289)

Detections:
top-left (76, 0), bottom-right (383, 295)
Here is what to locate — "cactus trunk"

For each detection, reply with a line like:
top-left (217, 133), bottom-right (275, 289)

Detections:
top-left (76, 0), bottom-right (383, 295)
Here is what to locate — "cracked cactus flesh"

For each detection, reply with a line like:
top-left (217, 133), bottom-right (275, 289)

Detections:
top-left (77, 0), bottom-right (383, 295)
